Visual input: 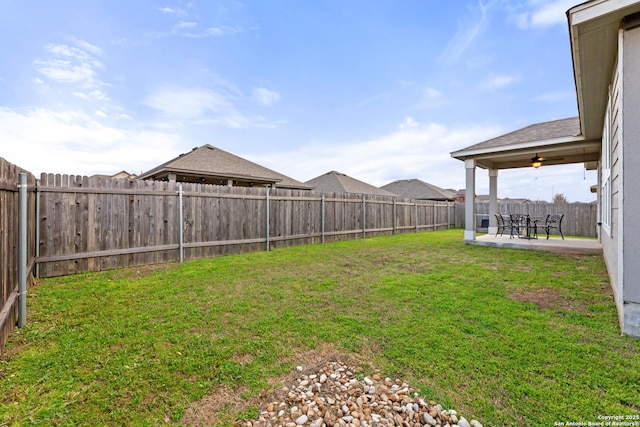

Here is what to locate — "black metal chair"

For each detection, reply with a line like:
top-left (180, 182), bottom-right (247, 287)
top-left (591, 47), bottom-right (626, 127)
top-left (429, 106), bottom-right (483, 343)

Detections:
top-left (545, 214), bottom-right (564, 240)
top-left (509, 214), bottom-right (527, 239)
top-left (495, 214), bottom-right (507, 236)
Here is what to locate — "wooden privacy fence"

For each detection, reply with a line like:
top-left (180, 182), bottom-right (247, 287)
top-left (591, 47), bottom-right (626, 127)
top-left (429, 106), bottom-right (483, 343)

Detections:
top-left (454, 200), bottom-right (599, 237)
top-left (0, 158), bottom-right (36, 353)
top-left (36, 174), bottom-right (455, 278)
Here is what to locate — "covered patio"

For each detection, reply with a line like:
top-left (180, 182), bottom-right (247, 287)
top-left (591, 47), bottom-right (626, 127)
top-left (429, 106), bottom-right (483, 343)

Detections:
top-left (450, 116), bottom-right (602, 251)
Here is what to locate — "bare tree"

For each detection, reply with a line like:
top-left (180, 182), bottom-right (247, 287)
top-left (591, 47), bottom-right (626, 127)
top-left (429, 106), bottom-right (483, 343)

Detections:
top-left (553, 193), bottom-right (568, 204)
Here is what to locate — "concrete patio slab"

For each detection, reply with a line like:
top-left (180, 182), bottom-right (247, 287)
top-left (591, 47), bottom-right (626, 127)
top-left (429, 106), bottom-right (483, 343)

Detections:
top-left (467, 233), bottom-right (602, 255)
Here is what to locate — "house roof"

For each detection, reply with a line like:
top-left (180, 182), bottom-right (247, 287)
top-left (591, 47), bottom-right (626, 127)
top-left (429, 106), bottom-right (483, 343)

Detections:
top-left (305, 171), bottom-right (398, 197)
top-left (458, 117), bottom-right (581, 152)
top-left (137, 144), bottom-right (312, 190)
top-left (450, 117), bottom-right (600, 170)
top-left (380, 179), bottom-right (456, 200)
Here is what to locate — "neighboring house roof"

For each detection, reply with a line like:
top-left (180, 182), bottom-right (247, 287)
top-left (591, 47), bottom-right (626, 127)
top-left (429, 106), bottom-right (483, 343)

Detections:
top-left (111, 171), bottom-right (137, 179)
top-left (380, 179), bottom-right (456, 201)
top-left (90, 171), bottom-right (137, 180)
top-left (305, 171), bottom-right (398, 197)
top-left (137, 144), bottom-right (312, 190)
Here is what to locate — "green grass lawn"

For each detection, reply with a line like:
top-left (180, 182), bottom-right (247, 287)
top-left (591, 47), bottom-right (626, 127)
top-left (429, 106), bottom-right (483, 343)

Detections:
top-left (1, 229), bottom-right (638, 426)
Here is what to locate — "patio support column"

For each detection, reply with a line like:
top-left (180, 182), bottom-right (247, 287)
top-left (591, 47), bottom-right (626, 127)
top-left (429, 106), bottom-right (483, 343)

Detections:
top-left (464, 159), bottom-right (476, 241)
top-left (488, 169), bottom-right (498, 235)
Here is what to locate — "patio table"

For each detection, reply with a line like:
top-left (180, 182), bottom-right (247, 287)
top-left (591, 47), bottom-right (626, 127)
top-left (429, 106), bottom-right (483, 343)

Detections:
top-left (509, 214), bottom-right (539, 240)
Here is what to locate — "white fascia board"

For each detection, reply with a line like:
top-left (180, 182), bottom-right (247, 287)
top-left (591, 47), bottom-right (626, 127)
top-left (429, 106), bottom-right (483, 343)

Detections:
top-left (570, 0), bottom-right (640, 25)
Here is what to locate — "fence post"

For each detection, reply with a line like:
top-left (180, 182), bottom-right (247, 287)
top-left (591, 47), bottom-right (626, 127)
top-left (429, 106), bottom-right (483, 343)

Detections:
top-left (321, 193), bottom-right (325, 244)
top-left (362, 195), bottom-right (366, 238)
top-left (415, 203), bottom-right (418, 233)
top-left (178, 184), bottom-right (184, 263)
top-left (266, 188), bottom-right (270, 251)
top-left (18, 173), bottom-right (27, 328)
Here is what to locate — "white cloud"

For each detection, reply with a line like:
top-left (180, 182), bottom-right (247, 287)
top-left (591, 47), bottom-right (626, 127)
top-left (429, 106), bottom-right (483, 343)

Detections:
top-left (440, 0), bottom-right (490, 64)
top-left (142, 87), bottom-right (233, 119)
top-left (176, 21), bottom-right (197, 29)
top-left (398, 116), bottom-right (419, 130)
top-left (254, 119), bottom-right (503, 191)
top-left (252, 88), bottom-right (281, 106)
top-left (158, 7), bottom-right (186, 15)
top-left (142, 86), bottom-right (280, 129)
top-left (34, 40), bottom-right (109, 101)
top-left (425, 87), bottom-right (442, 99)
top-left (515, 0), bottom-right (576, 29)
top-left (0, 107), bottom-right (181, 176)
top-left (479, 73), bottom-right (519, 90)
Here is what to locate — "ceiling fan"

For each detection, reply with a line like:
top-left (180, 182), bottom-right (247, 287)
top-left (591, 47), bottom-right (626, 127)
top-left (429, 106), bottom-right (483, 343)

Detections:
top-left (531, 154), bottom-right (565, 168)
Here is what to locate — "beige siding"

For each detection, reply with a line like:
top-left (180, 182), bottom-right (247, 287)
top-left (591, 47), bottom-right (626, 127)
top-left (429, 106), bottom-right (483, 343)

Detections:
top-left (622, 23), bottom-right (640, 306)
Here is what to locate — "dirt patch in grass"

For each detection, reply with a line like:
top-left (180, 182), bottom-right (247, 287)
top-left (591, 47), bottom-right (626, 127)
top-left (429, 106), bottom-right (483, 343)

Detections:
top-left (180, 343), bottom-right (366, 426)
top-left (508, 287), bottom-right (588, 313)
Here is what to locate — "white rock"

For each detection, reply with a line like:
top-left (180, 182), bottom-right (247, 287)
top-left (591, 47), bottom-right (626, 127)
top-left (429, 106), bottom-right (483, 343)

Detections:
top-left (471, 421), bottom-right (483, 427)
top-left (296, 366), bottom-right (303, 372)
top-left (320, 374), bottom-right (327, 383)
top-left (363, 377), bottom-right (374, 386)
top-left (423, 413), bottom-right (436, 426)
top-left (342, 415), bottom-right (354, 423)
top-left (457, 417), bottom-right (471, 427)
top-left (295, 414), bottom-right (308, 425)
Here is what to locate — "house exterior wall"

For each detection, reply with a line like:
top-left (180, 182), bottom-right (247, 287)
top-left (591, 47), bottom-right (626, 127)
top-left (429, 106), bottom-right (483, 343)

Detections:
top-left (601, 40), bottom-right (622, 326)
top-left (621, 21), bottom-right (640, 336)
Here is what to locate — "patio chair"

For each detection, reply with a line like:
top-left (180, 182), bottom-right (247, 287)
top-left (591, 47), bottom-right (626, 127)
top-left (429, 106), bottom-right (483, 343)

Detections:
top-left (545, 214), bottom-right (564, 240)
top-left (509, 214), bottom-right (527, 239)
top-left (495, 214), bottom-right (507, 236)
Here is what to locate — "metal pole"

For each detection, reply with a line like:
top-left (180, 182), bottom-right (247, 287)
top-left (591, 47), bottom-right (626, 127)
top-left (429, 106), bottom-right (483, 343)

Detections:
top-left (35, 179), bottom-right (40, 278)
top-left (362, 195), bottom-right (366, 238)
top-left (266, 188), bottom-right (270, 251)
top-left (433, 202), bottom-right (437, 231)
top-left (178, 184), bottom-right (184, 263)
top-left (321, 194), bottom-right (325, 244)
top-left (18, 173), bottom-right (27, 328)
top-left (393, 200), bottom-right (397, 235)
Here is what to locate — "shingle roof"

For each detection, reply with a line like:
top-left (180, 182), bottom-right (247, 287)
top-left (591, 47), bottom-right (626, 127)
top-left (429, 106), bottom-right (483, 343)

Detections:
top-left (138, 144), bottom-right (312, 190)
top-left (459, 117), bottom-right (581, 153)
top-left (380, 179), bottom-right (456, 200)
top-left (305, 171), bottom-right (398, 197)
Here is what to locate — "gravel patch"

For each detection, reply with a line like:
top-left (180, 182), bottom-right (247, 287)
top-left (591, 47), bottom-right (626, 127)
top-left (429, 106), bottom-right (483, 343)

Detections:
top-left (242, 360), bottom-right (483, 427)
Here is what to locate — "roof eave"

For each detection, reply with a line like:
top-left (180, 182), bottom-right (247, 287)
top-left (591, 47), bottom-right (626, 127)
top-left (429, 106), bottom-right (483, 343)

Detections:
top-left (450, 135), bottom-right (588, 160)
top-left (567, 0), bottom-right (640, 140)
